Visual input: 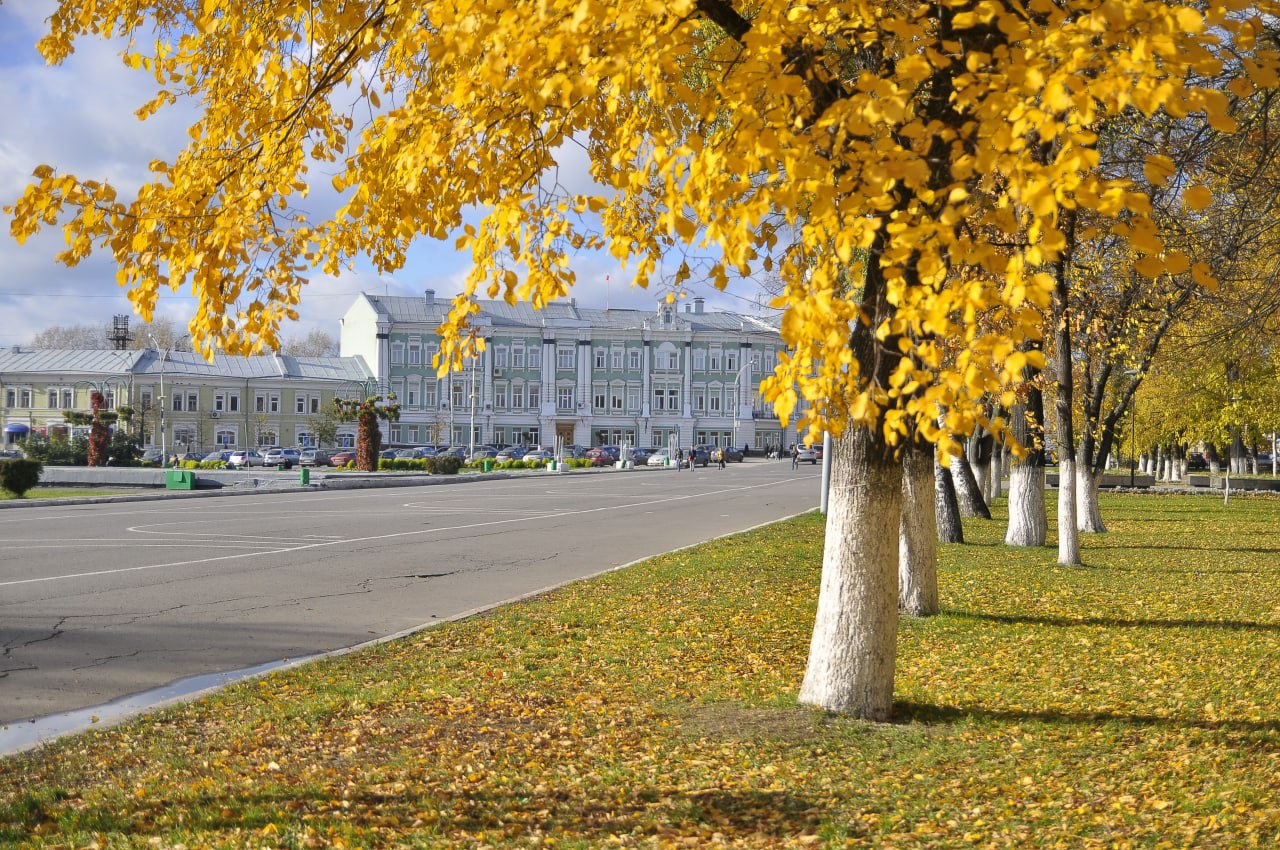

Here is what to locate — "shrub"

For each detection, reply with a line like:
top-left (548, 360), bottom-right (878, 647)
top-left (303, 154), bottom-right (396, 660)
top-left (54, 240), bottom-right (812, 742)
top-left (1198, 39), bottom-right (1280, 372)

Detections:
top-left (427, 455), bottom-right (462, 475)
top-left (198, 460), bottom-right (227, 469)
top-left (0, 458), bottom-right (43, 497)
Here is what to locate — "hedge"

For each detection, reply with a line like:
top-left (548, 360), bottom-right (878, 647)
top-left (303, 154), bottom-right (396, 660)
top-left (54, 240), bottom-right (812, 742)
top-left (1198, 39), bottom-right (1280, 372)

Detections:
top-left (0, 458), bottom-right (44, 497)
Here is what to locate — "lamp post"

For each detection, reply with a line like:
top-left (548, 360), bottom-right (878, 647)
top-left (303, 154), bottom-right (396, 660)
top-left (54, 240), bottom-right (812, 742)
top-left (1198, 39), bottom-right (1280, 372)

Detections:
top-left (147, 336), bottom-right (172, 464)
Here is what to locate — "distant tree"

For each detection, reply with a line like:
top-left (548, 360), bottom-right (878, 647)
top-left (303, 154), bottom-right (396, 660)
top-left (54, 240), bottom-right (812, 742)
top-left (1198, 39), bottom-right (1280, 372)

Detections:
top-left (30, 324), bottom-right (106, 349)
top-left (282, 329), bottom-right (339, 357)
top-left (333, 393), bottom-right (400, 471)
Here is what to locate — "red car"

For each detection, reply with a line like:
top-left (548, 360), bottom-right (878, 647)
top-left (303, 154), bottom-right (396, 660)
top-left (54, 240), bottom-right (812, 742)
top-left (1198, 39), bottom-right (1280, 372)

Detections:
top-left (330, 450), bottom-right (356, 466)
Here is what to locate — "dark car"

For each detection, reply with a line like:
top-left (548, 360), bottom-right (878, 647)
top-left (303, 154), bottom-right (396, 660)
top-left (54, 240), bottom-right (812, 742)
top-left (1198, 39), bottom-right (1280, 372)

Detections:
top-left (720, 446), bottom-right (744, 463)
top-left (687, 446), bottom-right (710, 467)
top-left (300, 449), bottom-right (331, 467)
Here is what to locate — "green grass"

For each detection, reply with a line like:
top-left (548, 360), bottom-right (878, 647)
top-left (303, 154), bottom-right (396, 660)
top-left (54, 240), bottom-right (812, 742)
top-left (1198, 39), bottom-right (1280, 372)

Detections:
top-left (0, 487), bottom-right (129, 500)
top-left (4, 493), bottom-right (1280, 847)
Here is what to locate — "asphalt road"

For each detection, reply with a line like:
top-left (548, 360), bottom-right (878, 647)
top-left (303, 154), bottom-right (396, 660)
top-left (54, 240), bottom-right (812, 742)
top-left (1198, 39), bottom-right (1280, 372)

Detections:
top-left (0, 461), bottom-right (819, 725)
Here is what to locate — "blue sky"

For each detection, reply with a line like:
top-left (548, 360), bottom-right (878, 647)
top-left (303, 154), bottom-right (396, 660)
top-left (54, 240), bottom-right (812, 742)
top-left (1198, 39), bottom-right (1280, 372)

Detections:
top-left (0, 3), bottom-right (774, 351)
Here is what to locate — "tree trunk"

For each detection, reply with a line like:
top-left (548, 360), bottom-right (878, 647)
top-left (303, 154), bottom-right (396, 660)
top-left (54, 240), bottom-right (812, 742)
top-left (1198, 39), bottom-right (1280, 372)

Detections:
top-left (1057, 457), bottom-right (1082, 564)
top-left (899, 439), bottom-right (938, 617)
top-left (1206, 443), bottom-right (1221, 475)
top-left (1075, 456), bottom-right (1106, 533)
top-left (1052, 208), bottom-right (1080, 567)
top-left (356, 411), bottom-right (381, 471)
top-left (952, 453), bottom-right (991, 518)
top-left (970, 433), bottom-right (992, 500)
top-left (1005, 463), bottom-right (1047, 546)
top-left (799, 427), bottom-right (901, 719)
top-left (934, 454), bottom-right (964, 544)
top-left (989, 441), bottom-right (1005, 501)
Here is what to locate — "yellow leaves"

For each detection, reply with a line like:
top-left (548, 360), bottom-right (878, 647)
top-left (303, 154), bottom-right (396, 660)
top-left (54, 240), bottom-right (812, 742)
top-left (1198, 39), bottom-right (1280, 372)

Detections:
top-left (1183, 185), bottom-right (1213, 211)
top-left (1143, 155), bottom-right (1175, 187)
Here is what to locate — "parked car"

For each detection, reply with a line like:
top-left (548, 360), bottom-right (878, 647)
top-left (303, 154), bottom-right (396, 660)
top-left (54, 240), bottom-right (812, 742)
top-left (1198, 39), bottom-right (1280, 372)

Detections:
top-left (179, 452), bottom-right (205, 463)
top-left (468, 448), bottom-right (498, 463)
top-left (413, 446), bottom-right (438, 458)
top-left (378, 448), bottom-right (399, 460)
top-left (202, 450), bottom-right (232, 463)
top-left (687, 446), bottom-right (711, 467)
top-left (438, 446), bottom-right (469, 460)
top-left (720, 446), bottom-right (744, 463)
top-left (227, 449), bottom-right (265, 468)
top-left (795, 445), bottom-right (818, 464)
top-left (140, 449), bottom-right (163, 464)
top-left (263, 447), bottom-right (301, 468)
top-left (330, 450), bottom-right (355, 466)
top-left (584, 447), bottom-right (616, 466)
top-left (647, 449), bottom-right (673, 466)
top-left (300, 449), bottom-right (332, 467)
top-left (495, 446), bottom-right (526, 462)
top-left (523, 449), bottom-right (554, 463)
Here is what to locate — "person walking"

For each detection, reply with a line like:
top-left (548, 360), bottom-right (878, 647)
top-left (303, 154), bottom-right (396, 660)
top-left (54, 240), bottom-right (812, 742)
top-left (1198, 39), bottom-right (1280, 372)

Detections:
top-left (790, 444), bottom-right (799, 470)
top-left (676, 447), bottom-right (684, 470)
top-left (715, 447), bottom-right (726, 469)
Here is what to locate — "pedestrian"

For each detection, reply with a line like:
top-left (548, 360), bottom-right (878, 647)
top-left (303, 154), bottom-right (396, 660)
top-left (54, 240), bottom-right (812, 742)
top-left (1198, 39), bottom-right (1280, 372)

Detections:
top-left (790, 444), bottom-right (799, 470)
top-left (716, 448), bottom-right (726, 469)
top-left (676, 447), bottom-right (684, 469)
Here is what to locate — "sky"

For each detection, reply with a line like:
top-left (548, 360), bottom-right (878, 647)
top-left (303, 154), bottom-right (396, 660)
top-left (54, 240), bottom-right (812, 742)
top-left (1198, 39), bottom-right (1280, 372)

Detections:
top-left (0, 3), bottom-right (774, 351)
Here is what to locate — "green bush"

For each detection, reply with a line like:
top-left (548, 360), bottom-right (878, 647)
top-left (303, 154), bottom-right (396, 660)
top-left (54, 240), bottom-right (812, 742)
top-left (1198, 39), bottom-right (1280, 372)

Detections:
top-left (18, 433), bottom-right (88, 466)
top-left (198, 460), bottom-right (227, 469)
top-left (427, 455), bottom-right (462, 475)
top-left (0, 458), bottom-right (44, 497)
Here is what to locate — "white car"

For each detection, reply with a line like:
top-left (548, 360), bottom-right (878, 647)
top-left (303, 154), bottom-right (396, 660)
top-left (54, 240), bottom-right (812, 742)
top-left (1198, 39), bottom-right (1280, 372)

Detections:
top-left (523, 449), bottom-right (554, 463)
top-left (795, 446), bottom-right (818, 464)
top-left (227, 449), bottom-right (264, 468)
top-left (647, 449), bottom-right (674, 467)
top-left (262, 448), bottom-right (301, 468)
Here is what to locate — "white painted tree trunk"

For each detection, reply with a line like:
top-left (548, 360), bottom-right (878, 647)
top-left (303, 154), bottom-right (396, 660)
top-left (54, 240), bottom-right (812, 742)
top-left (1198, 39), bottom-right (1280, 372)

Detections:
top-left (1075, 461), bottom-right (1106, 533)
top-left (799, 428), bottom-right (901, 719)
top-left (899, 442), bottom-right (938, 617)
top-left (1057, 457), bottom-right (1081, 565)
top-left (1005, 463), bottom-right (1047, 546)
top-left (990, 443), bottom-right (1005, 500)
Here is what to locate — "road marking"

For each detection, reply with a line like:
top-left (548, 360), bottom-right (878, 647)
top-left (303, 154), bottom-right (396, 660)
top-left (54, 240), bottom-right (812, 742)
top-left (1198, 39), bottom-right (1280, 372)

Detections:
top-left (0, 477), bottom-right (809, 589)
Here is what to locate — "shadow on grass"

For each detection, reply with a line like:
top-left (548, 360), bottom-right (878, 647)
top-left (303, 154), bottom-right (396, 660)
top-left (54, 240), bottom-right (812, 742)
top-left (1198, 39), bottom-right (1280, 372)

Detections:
top-left (895, 701), bottom-right (1280, 736)
top-left (1, 783), bottom-right (828, 844)
top-left (947, 609), bottom-right (1280, 633)
top-left (1085, 543), bottom-right (1280, 556)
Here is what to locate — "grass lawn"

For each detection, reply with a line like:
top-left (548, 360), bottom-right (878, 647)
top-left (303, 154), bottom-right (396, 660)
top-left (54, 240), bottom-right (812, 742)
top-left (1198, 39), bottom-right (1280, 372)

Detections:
top-left (4, 493), bottom-right (1280, 847)
top-left (0, 488), bottom-right (129, 500)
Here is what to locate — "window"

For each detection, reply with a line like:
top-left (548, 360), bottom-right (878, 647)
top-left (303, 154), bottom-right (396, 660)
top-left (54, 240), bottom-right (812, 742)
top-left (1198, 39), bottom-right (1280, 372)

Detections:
top-left (593, 388), bottom-right (606, 412)
top-left (254, 392), bottom-right (277, 413)
top-left (511, 384), bottom-right (524, 410)
top-left (391, 343), bottom-right (405, 365)
top-left (173, 391), bottom-right (197, 412)
top-left (725, 352), bottom-right (738, 372)
top-left (6, 387), bottom-right (32, 408)
top-left (709, 390), bottom-right (722, 413)
top-left (309, 396), bottom-right (320, 414)
top-left (337, 432), bottom-right (355, 448)
top-left (451, 382), bottom-right (464, 408)
top-left (295, 393), bottom-right (307, 414)
top-left (666, 388), bottom-right (679, 410)
top-left (255, 393), bottom-right (267, 413)
top-left (423, 383), bottom-right (437, 408)
top-left (494, 384), bottom-right (508, 409)
top-left (529, 346), bottom-right (542, 369)
top-left (174, 426), bottom-right (197, 449)
top-left (268, 393), bottom-right (279, 413)
top-left (693, 349), bottom-right (706, 371)
top-left (611, 348), bottom-right (623, 370)
top-left (693, 387), bottom-right (706, 412)
top-left (709, 350), bottom-right (721, 371)
top-left (215, 429), bottom-right (236, 446)
top-left (297, 430), bottom-right (316, 447)
top-left (594, 348), bottom-right (606, 369)
top-left (47, 389), bottom-right (58, 409)
top-left (751, 352), bottom-right (761, 370)
top-left (557, 386), bottom-right (574, 411)
top-left (512, 346), bottom-right (525, 368)
top-left (103, 389), bottom-right (117, 410)
top-left (629, 349), bottom-right (641, 370)
top-left (61, 388), bottom-right (73, 409)
top-left (610, 388), bottom-right (624, 411)
top-left (528, 384), bottom-right (540, 409)
top-left (763, 350), bottom-right (776, 371)
top-left (389, 424), bottom-right (402, 443)
top-left (256, 430), bottom-right (277, 448)
top-left (495, 347), bottom-right (509, 369)
top-left (408, 343), bottom-right (422, 365)
top-left (627, 386), bottom-right (640, 412)
top-left (407, 384), bottom-right (419, 408)
top-left (557, 347), bottom-right (575, 369)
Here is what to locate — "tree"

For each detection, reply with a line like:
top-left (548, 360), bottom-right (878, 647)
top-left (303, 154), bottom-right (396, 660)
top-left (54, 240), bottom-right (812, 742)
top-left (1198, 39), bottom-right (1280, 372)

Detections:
top-left (333, 393), bottom-right (400, 471)
top-left (283, 329), bottom-right (339, 357)
top-left (30, 323), bottom-right (107, 349)
top-left (7, 1), bottom-right (1277, 718)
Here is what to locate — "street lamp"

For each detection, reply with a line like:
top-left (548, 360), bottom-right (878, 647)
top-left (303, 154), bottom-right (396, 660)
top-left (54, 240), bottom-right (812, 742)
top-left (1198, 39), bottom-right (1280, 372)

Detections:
top-left (148, 336), bottom-right (171, 464)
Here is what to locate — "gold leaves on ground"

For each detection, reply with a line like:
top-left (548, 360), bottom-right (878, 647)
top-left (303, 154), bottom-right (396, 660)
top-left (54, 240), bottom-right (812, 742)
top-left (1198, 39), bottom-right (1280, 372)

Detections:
top-left (5, 499), bottom-right (1280, 847)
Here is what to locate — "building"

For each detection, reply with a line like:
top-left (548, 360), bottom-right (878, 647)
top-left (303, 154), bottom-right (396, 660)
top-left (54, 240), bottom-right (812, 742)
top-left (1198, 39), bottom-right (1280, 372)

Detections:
top-left (339, 290), bottom-right (798, 452)
top-left (0, 347), bottom-right (372, 454)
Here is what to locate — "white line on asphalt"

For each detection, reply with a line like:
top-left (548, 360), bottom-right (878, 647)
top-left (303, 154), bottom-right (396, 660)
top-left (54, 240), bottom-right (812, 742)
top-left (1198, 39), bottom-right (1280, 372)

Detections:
top-left (0, 476), bottom-right (808, 589)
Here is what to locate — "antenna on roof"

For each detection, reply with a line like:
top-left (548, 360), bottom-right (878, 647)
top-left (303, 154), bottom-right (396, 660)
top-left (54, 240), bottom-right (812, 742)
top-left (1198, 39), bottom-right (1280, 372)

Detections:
top-left (107, 315), bottom-right (132, 350)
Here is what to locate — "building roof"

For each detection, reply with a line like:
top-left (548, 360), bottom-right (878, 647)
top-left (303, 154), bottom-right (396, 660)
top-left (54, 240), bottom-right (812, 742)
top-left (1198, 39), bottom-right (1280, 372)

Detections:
top-left (0, 346), bottom-right (371, 383)
top-left (361, 293), bottom-right (782, 335)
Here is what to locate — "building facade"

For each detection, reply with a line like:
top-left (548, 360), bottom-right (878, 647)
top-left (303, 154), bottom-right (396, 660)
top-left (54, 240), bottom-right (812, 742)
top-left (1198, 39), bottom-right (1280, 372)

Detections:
top-left (339, 291), bottom-right (799, 452)
top-left (0, 347), bottom-right (372, 454)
